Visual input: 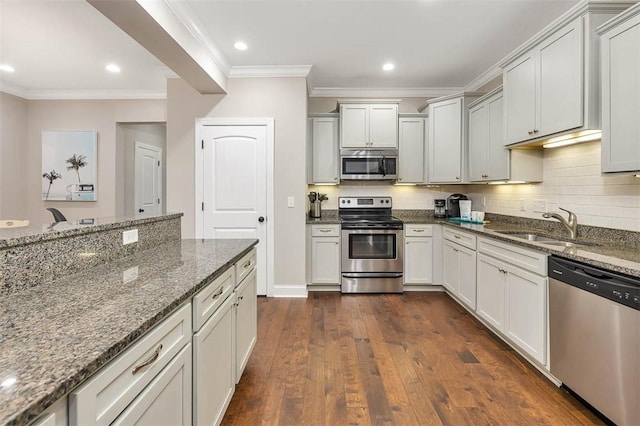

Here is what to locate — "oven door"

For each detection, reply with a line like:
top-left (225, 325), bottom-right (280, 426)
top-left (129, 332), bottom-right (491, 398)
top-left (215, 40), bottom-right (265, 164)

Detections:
top-left (341, 228), bottom-right (403, 273)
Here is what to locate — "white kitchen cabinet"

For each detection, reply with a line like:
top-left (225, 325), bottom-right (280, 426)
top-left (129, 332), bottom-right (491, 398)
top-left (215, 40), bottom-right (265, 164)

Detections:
top-left (31, 397), bottom-right (67, 426)
top-left (468, 88), bottom-right (543, 183)
top-left (112, 344), bottom-right (192, 426)
top-left (598, 3), bottom-right (640, 174)
top-left (501, 4), bottom-right (631, 146)
top-left (404, 225), bottom-right (433, 285)
top-left (476, 237), bottom-right (547, 365)
top-left (193, 292), bottom-right (235, 426)
top-left (340, 102), bottom-right (398, 149)
top-left (424, 93), bottom-right (482, 183)
top-left (234, 267), bottom-right (257, 383)
top-left (308, 115), bottom-right (339, 184)
top-left (309, 225), bottom-right (341, 285)
top-left (442, 228), bottom-right (477, 309)
top-left (397, 115), bottom-right (427, 184)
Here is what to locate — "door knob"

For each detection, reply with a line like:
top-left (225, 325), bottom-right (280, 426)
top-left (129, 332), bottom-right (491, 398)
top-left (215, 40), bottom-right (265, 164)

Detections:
top-left (258, 216), bottom-right (265, 223)
top-left (138, 209), bottom-right (145, 213)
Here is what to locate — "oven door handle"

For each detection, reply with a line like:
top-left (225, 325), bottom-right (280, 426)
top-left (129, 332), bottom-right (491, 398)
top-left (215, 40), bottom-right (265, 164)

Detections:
top-left (341, 273), bottom-right (403, 279)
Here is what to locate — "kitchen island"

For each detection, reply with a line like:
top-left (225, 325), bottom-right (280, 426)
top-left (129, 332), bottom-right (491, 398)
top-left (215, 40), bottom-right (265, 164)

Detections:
top-left (0, 238), bottom-right (257, 425)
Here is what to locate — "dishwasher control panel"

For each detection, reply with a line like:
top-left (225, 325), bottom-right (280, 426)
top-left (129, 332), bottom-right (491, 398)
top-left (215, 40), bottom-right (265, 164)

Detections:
top-left (549, 256), bottom-right (640, 310)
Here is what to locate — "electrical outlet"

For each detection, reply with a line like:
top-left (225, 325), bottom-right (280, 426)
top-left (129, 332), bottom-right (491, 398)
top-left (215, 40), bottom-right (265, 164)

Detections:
top-left (531, 200), bottom-right (547, 213)
top-left (123, 229), bottom-right (138, 245)
top-left (287, 196), bottom-right (294, 208)
top-left (519, 199), bottom-right (526, 212)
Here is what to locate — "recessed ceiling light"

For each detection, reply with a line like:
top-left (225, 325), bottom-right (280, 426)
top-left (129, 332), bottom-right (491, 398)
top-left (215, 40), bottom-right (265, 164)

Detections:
top-left (105, 64), bottom-right (121, 73)
top-left (0, 64), bottom-right (15, 73)
top-left (234, 41), bottom-right (248, 51)
top-left (383, 63), bottom-right (395, 71)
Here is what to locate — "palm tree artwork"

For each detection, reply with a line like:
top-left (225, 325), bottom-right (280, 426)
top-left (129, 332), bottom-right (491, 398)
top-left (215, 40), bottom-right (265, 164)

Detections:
top-left (42, 170), bottom-right (62, 200)
top-left (66, 154), bottom-right (87, 183)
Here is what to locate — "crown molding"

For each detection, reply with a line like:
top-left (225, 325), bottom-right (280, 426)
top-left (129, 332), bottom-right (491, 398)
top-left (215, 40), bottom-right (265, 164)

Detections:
top-left (0, 81), bottom-right (27, 99)
top-left (229, 65), bottom-right (312, 78)
top-left (596, 1), bottom-right (640, 34)
top-left (309, 86), bottom-right (463, 98)
top-left (163, 0), bottom-right (231, 76)
top-left (464, 66), bottom-right (503, 92)
top-left (8, 89), bottom-right (166, 101)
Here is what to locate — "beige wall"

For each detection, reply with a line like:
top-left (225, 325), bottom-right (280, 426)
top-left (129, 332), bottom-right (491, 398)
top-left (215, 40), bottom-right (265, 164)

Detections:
top-left (308, 97), bottom-right (429, 114)
top-left (0, 92), bottom-right (29, 219)
top-left (25, 99), bottom-right (165, 224)
top-left (167, 77), bottom-right (308, 288)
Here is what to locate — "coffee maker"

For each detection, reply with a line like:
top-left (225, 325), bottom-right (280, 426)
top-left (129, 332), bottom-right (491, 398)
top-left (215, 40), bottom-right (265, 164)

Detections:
top-left (446, 193), bottom-right (468, 218)
top-left (434, 199), bottom-right (446, 218)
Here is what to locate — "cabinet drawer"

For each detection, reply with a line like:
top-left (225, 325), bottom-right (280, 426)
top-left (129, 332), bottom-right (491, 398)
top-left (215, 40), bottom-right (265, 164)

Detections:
top-left (311, 225), bottom-right (340, 237)
top-left (235, 248), bottom-right (257, 285)
top-left (405, 224), bottom-right (433, 237)
top-left (443, 227), bottom-right (477, 250)
top-left (192, 267), bottom-right (235, 331)
top-left (478, 236), bottom-right (547, 275)
top-left (69, 303), bottom-right (192, 426)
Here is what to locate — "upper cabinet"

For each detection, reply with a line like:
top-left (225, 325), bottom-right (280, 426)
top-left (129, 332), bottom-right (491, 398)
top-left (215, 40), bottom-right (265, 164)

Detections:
top-left (500, 2), bottom-right (632, 147)
top-left (467, 88), bottom-right (542, 183)
top-left (339, 101), bottom-right (399, 149)
top-left (397, 114), bottom-right (427, 184)
top-left (422, 93), bottom-right (482, 184)
top-left (308, 115), bottom-right (339, 184)
top-left (598, 3), bottom-right (640, 174)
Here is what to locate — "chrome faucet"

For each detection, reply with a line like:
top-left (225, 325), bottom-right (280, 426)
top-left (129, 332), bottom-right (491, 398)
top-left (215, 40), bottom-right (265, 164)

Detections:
top-left (542, 207), bottom-right (578, 239)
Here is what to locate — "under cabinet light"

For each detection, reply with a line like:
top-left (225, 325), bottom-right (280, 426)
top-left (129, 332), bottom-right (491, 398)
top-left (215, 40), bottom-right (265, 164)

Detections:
top-left (488, 180), bottom-right (526, 185)
top-left (543, 130), bottom-right (601, 148)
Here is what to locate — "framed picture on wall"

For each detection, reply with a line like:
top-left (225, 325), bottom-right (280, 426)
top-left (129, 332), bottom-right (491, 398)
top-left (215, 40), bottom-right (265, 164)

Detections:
top-left (42, 130), bottom-right (98, 201)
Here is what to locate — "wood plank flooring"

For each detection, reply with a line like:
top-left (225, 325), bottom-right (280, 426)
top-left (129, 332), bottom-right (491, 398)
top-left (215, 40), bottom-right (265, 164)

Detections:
top-left (222, 292), bottom-right (602, 426)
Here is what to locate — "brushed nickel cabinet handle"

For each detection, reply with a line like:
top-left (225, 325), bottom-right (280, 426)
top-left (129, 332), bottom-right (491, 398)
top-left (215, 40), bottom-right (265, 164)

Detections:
top-left (243, 260), bottom-right (251, 269)
top-left (413, 229), bottom-right (425, 233)
top-left (211, 286), bottom-right (224, 300)
top-left (454, 235), bottom-right (461, 239)
top-left (132, 344), bottom-right (163, 375)
top-left (528, 130), bottom-right (534, 135)
top-left (319, 229), bottom-right (331, 233)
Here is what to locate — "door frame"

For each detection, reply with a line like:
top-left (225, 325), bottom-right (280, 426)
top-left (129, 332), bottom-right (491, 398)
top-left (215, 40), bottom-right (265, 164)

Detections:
top-left (134, 141), bottom-right (163, 216)
top-left (194, 117), bottom-right (275, 296)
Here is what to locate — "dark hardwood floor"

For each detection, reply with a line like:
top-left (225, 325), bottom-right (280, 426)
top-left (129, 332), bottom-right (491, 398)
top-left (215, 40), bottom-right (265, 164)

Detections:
top-left (222, 292), bottom-right (602, 425)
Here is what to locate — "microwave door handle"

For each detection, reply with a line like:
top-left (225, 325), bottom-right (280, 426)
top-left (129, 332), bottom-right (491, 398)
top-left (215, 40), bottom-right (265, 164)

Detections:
top-left (380, 156), bottom-right (386, 176)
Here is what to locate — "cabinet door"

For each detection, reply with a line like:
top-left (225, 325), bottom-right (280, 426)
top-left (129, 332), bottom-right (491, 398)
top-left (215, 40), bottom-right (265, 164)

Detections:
top-left (477, 253), bottom-right (507, 331)
top-left (486, 94), bottom-right (509, 180)
top-left (112, 344), bottom-right (192, 426)
top-left (601, 13), bottom-right (640, 173)
top-left (32, 397), bottom-right (67, 426)
top-left (506, 266), bottom-right (547, 364)
top-left (235, 269), bottom-right (257, 383)
top-left (429, 98), bottom-right (462, 182)
top-left (340, 104), bottom-right (368, 148)
top-left (193, 294), bottom-right (235, 426)
top-left (311, 236), bottom-right (340, 284)
top-left (398, 117), bottom-right (426, 183)
top-left (404, 237), bottom-right (433, 285)
top-left (311, 117), bottom-right (339, 183)
top-left (369, 104), bottom-right (398, 148)
top-left (504, 52), bottom-right (537, 144)
top-left (538, 18), bottom-right (584, 136)
top-left (456, 245), bottom-right (477, 310)
top-left (468, 102), bottom-right (489, 182)
top-left (442, 240), bottom-right (459, 293)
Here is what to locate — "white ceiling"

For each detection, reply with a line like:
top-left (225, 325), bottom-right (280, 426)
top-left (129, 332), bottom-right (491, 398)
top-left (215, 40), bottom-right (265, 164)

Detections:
top-left (0, 0), bottom-right (582, 99)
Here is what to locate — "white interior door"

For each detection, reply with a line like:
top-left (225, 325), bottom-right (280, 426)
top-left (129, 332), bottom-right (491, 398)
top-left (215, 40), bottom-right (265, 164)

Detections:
top-left (135, 142), bottom-right (162, 216)
top-left (202, 124), bottom-right (268, 295)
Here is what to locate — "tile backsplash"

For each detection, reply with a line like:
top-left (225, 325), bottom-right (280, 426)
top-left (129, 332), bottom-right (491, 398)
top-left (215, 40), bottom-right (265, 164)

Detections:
top-left (309, 141), bottom-right (640, 232)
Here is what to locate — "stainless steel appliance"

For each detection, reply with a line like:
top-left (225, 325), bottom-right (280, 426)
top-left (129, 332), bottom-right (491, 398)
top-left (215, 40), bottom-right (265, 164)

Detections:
top-left (434, 199), bottom-right (446, 218)
top-left (339, 196), bottom-right (403, 293)
top-left (446, 193), bottom-right (468, 218)
top-left (340, 150), bottom-right (398, 181)
top-left (549, 256), bottom-right (639, 425)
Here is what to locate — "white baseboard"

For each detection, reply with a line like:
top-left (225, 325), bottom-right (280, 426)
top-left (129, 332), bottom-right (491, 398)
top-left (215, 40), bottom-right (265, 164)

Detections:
top-left (403, 284), bottom-right (445, 292)
top-left (272, 284), bottom-right (308, 298)
top-left (307, 285), bottom-right (341, 292)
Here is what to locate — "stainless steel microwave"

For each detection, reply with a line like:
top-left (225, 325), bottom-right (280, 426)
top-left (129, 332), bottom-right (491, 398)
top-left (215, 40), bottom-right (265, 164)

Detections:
top-left (340, 150), bottom-right (398, 181)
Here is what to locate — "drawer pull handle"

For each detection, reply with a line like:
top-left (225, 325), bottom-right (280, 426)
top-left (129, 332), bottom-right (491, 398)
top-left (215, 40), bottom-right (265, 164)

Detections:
top-left (132, 344), bottom-right (163, 375)
top-left (413, 229), bottom-right (425, 233)
top-left (498, 268), bottom-right (507, 274)
top-left (319, 229), bottom-right (331, 233)
top-left (211, 286), bottom-right (224, 300)
top-left (454, 235), bottom-right (461, 239)
top-left (243, 260), bottom-right (251, 269)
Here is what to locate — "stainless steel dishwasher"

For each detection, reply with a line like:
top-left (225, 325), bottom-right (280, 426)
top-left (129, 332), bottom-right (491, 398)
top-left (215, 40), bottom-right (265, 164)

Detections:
top-left (549, 256), bottom-right (639, 425)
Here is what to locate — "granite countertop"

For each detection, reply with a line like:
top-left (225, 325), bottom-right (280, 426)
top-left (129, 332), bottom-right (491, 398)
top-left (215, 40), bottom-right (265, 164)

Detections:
top-left (0, 238), bottom-right (257, 426)
top-left (0, 213), bottom-right (183, 249)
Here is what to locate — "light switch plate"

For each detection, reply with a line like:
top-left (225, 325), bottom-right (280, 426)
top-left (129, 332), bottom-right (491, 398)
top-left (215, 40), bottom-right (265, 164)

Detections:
top-left (123, 229), bottom-right (138, 245)
top-left (287, 196), bottom-right (294, 208)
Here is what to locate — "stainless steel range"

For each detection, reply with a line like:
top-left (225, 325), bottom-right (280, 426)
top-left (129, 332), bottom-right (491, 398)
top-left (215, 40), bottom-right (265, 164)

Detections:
top-left (339, 196), bottom-right (404, 293)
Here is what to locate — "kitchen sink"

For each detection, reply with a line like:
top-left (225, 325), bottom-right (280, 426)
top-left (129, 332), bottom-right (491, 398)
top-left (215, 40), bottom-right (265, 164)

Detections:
top-left (494, 231), bottom-right (598, 247)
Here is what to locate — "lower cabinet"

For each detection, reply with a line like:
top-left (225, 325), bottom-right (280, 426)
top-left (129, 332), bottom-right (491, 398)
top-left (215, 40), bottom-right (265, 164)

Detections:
top-left (404, 225), bottom-right (433, 285)
top-left (234, 267), bottom-right (257, 383)
top-left (308, 225), bottom-right (341, 286)
top-left (442, 228), bottom-right (477, 309)
top-left (32, 397), bottom-right (67, 426)
top-left (476, 237), bottom-right (547, 365)
top-left (193, 293), bottom-right (235, 426)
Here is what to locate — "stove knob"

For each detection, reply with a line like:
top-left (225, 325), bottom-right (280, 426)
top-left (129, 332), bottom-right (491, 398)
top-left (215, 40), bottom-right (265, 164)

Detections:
top-left (385, 200), bottom-right (389, 204)
top-left (347, 200), bottom-right (351, 204)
